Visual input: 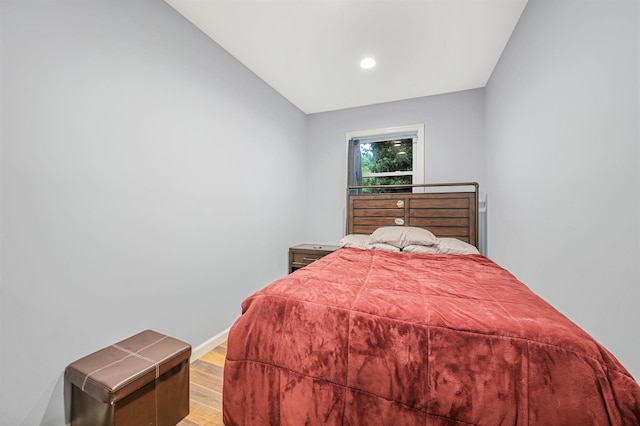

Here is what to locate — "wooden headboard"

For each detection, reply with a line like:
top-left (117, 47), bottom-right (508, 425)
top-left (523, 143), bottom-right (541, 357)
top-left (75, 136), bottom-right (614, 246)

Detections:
top-left (346, 182), bottom-right (479, 248)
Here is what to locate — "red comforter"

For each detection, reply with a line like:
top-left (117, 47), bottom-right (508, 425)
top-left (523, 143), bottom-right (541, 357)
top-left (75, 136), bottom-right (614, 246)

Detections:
top-left (223, 248), bottom-right (640, 425)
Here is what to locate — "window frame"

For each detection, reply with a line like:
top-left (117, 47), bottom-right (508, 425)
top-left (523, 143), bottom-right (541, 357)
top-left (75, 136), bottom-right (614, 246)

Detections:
top-left (346, 124), bottom-right (425, 191)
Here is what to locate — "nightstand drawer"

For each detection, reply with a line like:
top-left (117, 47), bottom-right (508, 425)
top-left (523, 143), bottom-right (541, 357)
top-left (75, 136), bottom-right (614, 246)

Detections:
top-left (292, 252), bottom-right (326, 265)
top-left (288, 244), bottom-right (340, 273)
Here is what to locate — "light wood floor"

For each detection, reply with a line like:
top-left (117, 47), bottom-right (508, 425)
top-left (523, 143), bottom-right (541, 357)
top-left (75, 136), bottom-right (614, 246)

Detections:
top-left (177, 342), bottom-right (227, 426)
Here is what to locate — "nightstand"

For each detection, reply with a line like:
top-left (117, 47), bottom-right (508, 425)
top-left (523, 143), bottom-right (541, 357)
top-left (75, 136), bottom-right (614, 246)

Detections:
top-left (288, 244), bottom-right (340, 273)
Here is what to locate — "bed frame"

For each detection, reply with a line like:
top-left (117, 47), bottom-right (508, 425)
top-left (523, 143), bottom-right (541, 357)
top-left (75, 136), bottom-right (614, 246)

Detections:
top-left (347, 182), bottom-right (479, 248)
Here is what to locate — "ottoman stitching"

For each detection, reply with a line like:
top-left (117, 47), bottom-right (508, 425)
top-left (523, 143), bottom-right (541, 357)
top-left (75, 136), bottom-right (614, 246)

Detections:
top-left (80, 334), bottom-right (169, 391)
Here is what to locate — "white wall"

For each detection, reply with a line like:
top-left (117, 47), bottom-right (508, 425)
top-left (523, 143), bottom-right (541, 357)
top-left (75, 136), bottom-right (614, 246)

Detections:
top-left (305, 89), bottom-right (486, 244)
top-left (0, 0), bottom-right (4, 395)
top-left (485, 0), bottom-right (639, 379)
top-left (0, 1), bottom-right (307, 424)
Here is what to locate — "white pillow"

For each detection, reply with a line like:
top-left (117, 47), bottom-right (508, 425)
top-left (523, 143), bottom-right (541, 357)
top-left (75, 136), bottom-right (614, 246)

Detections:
top-left (402, 244), bottom-right (440, 254)
top-left (370, 243), bottom-right (401, 252)
top-left (370, 226), bottom-right (437, 249)
top-left (339, 234), bottom-right (371, 249)
top-left (436, 238), bottom-right (480, 254)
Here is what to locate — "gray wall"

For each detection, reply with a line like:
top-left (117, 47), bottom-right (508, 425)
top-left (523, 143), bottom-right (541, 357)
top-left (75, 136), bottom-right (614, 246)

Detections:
top-left (485, 0), bottom-right (639, 379)
top-left (0, 1), bottom-right (307, 424)
top-left (0, 0), bottom-right (4, 402)
top-left (305, 89), bottom-right (486, 244)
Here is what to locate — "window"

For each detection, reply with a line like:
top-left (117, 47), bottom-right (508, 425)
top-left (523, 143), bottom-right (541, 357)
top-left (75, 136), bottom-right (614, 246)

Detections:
top-left (347, 125), bottom-right (424, 193)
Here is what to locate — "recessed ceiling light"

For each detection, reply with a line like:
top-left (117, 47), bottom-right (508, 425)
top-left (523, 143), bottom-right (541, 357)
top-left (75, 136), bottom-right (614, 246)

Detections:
top-left (360, 57), bottom-right (376, 69)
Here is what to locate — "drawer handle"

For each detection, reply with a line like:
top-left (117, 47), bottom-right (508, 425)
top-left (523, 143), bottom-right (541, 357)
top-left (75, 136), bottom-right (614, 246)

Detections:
top-left (394, 218), bottom-right (405, 225)
top-left (396, 200), bottom-right (404, 208)
top-left (303, 257), bottom-right (318, 261)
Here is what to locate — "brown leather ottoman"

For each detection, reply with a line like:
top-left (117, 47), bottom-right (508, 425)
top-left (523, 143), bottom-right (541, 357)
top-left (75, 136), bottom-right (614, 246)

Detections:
top-left (65, 330), bottom-right (191, 426)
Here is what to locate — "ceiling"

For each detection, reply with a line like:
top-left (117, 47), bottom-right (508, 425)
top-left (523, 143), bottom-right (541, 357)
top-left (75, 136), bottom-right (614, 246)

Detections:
top-left (165, 0), bottom-right (528, 114)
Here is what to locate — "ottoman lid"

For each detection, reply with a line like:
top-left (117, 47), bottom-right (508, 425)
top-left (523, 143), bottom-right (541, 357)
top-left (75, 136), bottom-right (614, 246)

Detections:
top-left (65, 330), bottom-right (191, 404)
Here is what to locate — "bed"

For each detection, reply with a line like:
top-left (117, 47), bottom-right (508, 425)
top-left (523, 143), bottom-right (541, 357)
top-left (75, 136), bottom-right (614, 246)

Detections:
top-left (223, 183), bottom-right (640, 425)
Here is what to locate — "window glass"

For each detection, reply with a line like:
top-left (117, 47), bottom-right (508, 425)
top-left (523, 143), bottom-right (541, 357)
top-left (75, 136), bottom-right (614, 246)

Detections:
top-left (360, 138), bottom-right (413, 193)
top-left (347, 125), bottom-right (424, 194)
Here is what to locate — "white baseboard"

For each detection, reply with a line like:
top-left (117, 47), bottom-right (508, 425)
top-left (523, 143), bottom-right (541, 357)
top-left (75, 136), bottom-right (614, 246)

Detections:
top-left (190, 328), bottom-right (230, 362)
